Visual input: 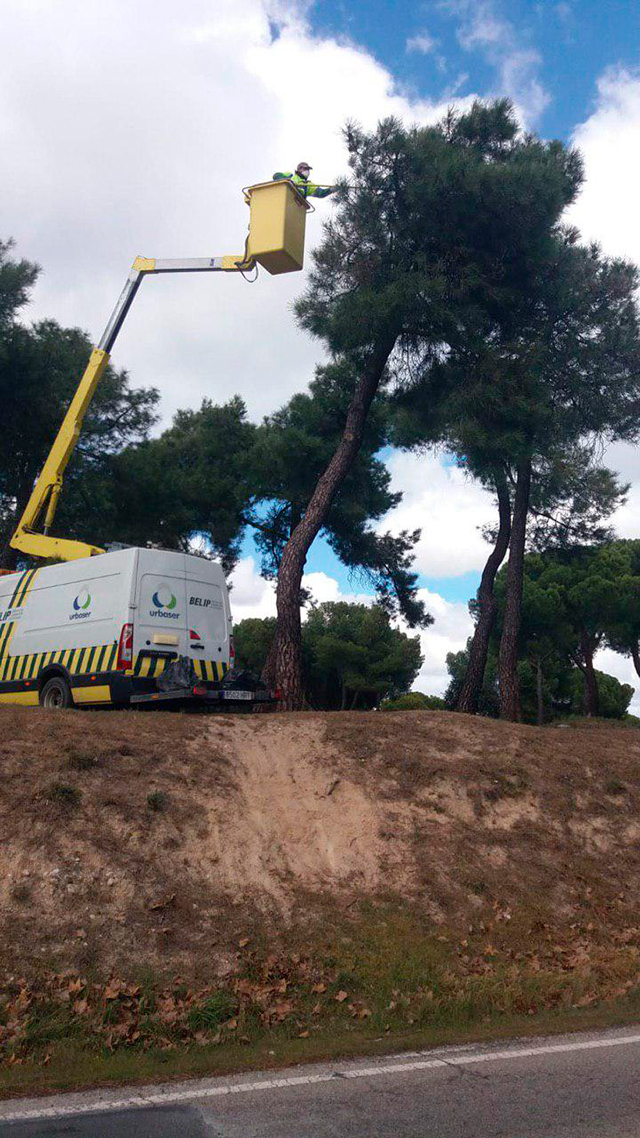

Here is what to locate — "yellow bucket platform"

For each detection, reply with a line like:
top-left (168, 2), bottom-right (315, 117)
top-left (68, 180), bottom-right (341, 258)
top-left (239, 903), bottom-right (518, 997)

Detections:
top-left (245, 180), bottom-right (311, 275)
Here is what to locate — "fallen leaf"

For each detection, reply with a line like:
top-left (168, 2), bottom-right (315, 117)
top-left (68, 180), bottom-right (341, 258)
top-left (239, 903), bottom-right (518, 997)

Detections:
top-left (150, 893), bottom-right (176, 912)
top-left (299, 1030), bottom-right (310, 1038)
top-left (238, 937), bottom-right (250, 948)
top-left (311, 983), bottom-right (326, 994)
top-left (573, 994), bottom-right (596, 1008)
top-left (335, 990), bottom-right (348, 1003)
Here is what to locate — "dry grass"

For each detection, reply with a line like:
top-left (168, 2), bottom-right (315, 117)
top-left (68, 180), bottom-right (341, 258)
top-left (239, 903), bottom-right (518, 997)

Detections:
top-left (2, 707), bottom-right (640, 1090)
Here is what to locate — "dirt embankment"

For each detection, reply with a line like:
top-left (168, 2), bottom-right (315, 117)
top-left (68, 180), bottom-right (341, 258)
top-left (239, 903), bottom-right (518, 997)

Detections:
top-left (2, 707), bottom-right (640, 977)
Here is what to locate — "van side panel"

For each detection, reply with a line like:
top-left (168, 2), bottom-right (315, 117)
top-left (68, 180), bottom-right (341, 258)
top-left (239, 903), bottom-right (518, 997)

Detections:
top-left (0, 550), bottom-right (136, 706)
top-left (0, 548), bottom-right (232, 707)
top-left (0, 569), bottom-right (42, 701)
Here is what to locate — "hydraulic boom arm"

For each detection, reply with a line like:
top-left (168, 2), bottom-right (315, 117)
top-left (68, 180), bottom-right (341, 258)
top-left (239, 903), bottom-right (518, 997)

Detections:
top-left (11, 179), bottom-right (310, 564)
top-left (10, 254), bottom-right (249, 563)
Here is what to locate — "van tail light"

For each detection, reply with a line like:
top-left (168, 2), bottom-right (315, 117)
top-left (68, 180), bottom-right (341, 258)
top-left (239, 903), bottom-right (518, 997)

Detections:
top-left (116, 623), bottom-right (134, 670)
top-left (229, 634), bottom-right (235, 663)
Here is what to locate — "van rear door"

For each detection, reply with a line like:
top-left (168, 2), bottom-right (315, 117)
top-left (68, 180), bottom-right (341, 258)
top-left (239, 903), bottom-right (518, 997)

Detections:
top-left (185, 576), bottom-right (228, 682)
top-left (134, 564), bottom-right (188, 676)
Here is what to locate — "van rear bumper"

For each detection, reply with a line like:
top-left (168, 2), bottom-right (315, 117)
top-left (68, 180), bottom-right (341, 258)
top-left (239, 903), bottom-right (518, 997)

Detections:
top-left (130, 685), bottom-right (275, 707)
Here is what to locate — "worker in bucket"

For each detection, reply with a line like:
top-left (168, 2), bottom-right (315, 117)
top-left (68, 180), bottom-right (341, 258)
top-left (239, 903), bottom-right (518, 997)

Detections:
top-left (273, 162), bottom-right (336, 199)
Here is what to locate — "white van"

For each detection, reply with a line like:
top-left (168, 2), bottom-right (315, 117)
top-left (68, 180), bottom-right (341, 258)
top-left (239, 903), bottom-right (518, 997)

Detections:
top-left (0, 547), bottom-right (269, 710)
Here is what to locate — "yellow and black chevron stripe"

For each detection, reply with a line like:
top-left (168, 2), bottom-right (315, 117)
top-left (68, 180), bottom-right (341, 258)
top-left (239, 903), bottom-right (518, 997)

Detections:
top-left (0, 642), bottom-right (119, 683)
top-left (130, 655), bottom-right (227, 681)
top-left (132, 653), bottom-right (167, 679)
top-left (193, 658), bottom-right (227, 682)
top-left (0, 567), bottom-right (40, 664)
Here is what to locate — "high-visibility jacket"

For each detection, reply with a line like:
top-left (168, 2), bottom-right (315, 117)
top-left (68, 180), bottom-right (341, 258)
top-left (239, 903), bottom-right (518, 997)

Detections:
top-left (272, 171), bottom-right (334, 199)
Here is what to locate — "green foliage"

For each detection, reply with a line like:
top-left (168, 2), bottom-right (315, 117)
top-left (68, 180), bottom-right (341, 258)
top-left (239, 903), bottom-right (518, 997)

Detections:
top-left (384, 105), bottom-right (640, 722)
top-left (186, 991), bottom-right (238, 1032)
top-left (0, 247), bottom-right (159, 567)
top-left (601, 540), bottom-right (640, 673)
top-left (0, 237), bottom-right (39, 328)
top-left (380, 692), bottom-right (445, 711)
top-left (489, 549), bottom-right (637, 723)
top-left (234, 604), bottom-right (422, 709)
top-left (569, 669), bottom-right (633, 720)
top-left (304, 602), bottom-right (422, 710)
top-left (98, 397), bottom-right (256, 573)
top-left (233, 617), bottom-right (276, 674)
top-left (298, 102), bottom-right (582, 360)
top-left (247, 364), bottom-right (427, 625)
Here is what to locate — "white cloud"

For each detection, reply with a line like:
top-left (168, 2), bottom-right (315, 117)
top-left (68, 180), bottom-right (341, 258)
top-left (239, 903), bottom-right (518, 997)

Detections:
top-left (569, 68), bottom-right (640, 262)
top-left (569, 69), bottom-right (640, 552)
top-left (302, 572), bottom-right (372, 607)
top-left (228, 556), bottom-right (276, 620)
top-left (380, 452), bottom-right (496, 578)
top-left (442, 0), bottom-right (550, 125)
top-left (0, 0), bottom-right (475, 427)
top-left (406, 32), bottom-right (437, 55)
top-left (410, 587), bottom-right (473, 695)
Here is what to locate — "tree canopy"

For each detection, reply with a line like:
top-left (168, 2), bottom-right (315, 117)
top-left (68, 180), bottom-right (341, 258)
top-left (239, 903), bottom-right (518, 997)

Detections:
top-left (234, 603), bottom-right (422, 710)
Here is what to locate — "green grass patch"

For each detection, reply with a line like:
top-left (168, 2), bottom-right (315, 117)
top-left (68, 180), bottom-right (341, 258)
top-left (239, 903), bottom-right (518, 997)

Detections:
top-left (2, 904), bottom-right (640, 1097)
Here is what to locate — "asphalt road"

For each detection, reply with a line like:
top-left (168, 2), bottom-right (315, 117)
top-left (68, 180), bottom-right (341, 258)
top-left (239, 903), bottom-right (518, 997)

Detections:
top-left (2, 1026), bottom-right (640, 1136)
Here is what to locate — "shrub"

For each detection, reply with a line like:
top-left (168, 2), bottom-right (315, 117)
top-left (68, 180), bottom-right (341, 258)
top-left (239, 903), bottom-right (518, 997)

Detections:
top-left (381, 692), bottom-right (446, 712)
top-left (146, 791), bottom-right (168, 812)
top-left (45, 782), bottom-right (81, 807)
top-left (187, 990), bottom-right (238, 1032)
top-left (66, 749), bottom-right (99, 771)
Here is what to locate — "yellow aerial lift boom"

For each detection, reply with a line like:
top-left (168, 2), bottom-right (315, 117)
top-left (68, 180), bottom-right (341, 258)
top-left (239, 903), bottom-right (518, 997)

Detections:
top-left (10, 180), bottom-right (311, 564)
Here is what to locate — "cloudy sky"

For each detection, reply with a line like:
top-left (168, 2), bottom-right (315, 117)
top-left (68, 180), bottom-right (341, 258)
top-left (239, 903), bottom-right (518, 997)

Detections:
top-left (2, 0), bottom-right (640, 701)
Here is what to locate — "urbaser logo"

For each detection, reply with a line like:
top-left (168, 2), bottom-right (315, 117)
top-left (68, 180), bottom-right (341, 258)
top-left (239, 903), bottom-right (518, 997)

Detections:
top-left (150, 584), bottom-right (180, 620)
top-left (69, 588), bottom-right (92, 621)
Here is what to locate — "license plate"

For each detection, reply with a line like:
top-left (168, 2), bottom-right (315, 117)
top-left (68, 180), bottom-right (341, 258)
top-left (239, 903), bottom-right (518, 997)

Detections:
top-left (223, 690), bottom-right (253, 700)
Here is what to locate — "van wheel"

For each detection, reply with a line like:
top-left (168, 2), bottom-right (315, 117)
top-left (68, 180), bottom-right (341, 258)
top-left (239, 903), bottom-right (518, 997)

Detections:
top-left (40, 676), bottom-right (73, 709)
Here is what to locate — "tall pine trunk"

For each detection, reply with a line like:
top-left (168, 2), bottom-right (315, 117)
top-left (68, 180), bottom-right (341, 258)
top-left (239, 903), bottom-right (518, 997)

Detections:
top-left (498, 456), bottom-right (532, 721)
top-left (631, 642), bottom-right (640, 679)
top-left (581, 629), bottom-right (599, 717)
top-left (268, 336), bottom-right (397, 710)
top-left (456, 472), bottom-right (511, 714)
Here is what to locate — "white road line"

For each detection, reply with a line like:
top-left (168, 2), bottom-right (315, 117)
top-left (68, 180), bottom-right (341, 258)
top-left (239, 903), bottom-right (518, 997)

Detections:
top-left (2, 1031), bottom-right (640, 1125)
